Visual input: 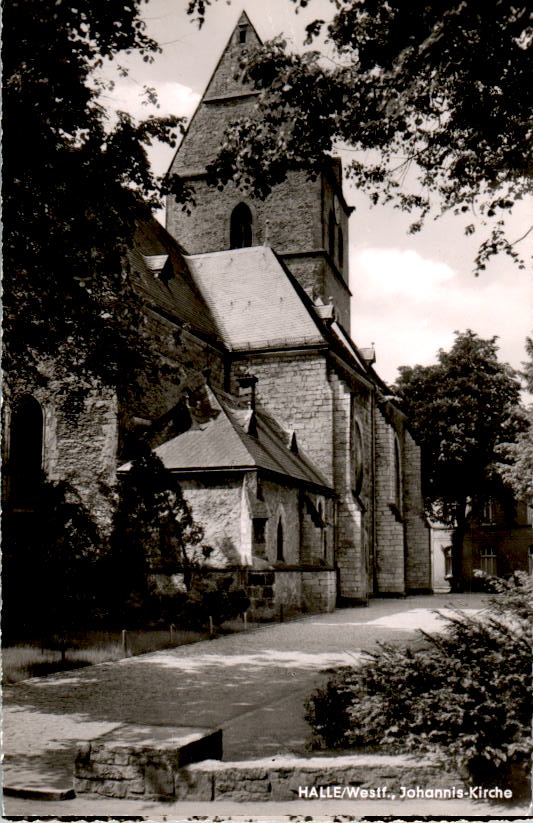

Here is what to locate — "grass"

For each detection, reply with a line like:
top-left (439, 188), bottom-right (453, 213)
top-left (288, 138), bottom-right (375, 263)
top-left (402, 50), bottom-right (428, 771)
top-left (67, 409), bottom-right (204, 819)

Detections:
top-left (2, 627), bottom-right (207, 685)
top-left (2, 610), bottom-right (269, 685)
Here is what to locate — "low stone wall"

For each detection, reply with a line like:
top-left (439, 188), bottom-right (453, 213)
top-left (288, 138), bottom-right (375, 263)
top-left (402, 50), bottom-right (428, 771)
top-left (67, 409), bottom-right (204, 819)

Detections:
top-left (74, 725), bottom-right (222, 800)
top-left (148, 566), bottom-right (336, 620)
top-left (75, 751), bottom-right (455, 802)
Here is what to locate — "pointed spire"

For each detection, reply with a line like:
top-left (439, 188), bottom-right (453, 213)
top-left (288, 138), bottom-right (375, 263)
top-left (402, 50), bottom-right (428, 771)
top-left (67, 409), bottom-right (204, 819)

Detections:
top-left (203, 11), bottom-right (262, 101)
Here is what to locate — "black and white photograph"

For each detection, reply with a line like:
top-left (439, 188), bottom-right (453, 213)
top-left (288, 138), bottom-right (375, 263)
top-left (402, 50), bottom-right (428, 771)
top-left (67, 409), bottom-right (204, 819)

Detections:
top-left (2, 0), bottom-right (532, 820)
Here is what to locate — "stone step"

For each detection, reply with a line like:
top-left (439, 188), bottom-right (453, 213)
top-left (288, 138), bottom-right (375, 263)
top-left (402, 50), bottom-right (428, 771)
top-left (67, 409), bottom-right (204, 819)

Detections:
top-left (74, 724), bottom-right (222, 799)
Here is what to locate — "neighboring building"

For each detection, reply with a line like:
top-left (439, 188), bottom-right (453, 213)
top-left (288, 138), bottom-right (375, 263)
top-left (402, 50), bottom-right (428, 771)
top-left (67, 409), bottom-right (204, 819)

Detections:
top-left (461, 495), bottom-right (533, 587)
top-left (2, 12), bottom-right (432, 618)
top-left (430, 522), bottom-right (453, 594)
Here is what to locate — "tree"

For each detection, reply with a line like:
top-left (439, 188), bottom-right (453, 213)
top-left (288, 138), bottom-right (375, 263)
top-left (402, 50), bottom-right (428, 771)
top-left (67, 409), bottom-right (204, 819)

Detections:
top-left (188, 0), bottom-right (532, 274)
top-left (497, 337), bottom-right (533, 500)
top-left (2, 0), bottom-right (188, 400)
top-left (108, 446), bottom-right (203, 623)
top-left (2, 478), bottom-right (103, 644)
top-left (393, 331), bottom-right (524, 580)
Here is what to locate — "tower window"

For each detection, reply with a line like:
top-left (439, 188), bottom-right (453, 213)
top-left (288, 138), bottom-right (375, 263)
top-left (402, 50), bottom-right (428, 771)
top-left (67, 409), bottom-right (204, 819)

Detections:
top-left (230, 203), bottom-right (253, 249)
top-left (239, 27), bottom-right (247, 44)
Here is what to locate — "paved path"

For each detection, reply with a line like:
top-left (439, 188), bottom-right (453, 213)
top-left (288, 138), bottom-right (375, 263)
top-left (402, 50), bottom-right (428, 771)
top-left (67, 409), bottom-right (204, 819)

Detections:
top-left (3, 593), bottom-right (496, 816)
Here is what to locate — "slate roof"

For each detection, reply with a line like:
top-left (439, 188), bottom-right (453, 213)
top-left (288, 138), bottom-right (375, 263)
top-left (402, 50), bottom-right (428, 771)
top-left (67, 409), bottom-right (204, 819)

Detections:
top-left (149, 386), bottom-right (332, 491)
top-left (185, 246), bottom-right (325, 351)
top-left (128, 217), bottom-right (221, 344)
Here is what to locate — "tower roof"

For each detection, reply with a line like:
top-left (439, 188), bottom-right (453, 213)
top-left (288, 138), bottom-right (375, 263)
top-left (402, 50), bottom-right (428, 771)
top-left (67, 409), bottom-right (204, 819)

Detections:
top-left (169, 11), bottom-right (262, 176)
top-left (203, 10), bottom-right (262, 102)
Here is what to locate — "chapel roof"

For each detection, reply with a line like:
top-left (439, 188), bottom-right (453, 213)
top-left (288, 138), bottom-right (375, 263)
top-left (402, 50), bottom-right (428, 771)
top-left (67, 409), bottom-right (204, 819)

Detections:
top-left (147, 384), bottom-right (332, 491)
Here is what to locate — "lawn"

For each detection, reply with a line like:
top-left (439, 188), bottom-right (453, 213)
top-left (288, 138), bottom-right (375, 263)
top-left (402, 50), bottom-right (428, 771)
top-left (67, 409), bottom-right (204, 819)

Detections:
top-left (2, 626), bottom-right (206, 684)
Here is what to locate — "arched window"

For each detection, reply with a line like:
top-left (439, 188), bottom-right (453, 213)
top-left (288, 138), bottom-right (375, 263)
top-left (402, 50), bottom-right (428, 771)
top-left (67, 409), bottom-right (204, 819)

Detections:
top-left (351, 413), bottom-right (364, 496)
top-left (328, 209), bottom-right (335, 259)
top-left (9, 395), bottom-right (43, 506)
top-left (230, 203), bottom-right (253, 249)
top-left (338, 226), bottom-right (344, 270)
top-left (393, 436), bottom-right (402, 511)
top-left (276, 517), bottom-right (284, 562)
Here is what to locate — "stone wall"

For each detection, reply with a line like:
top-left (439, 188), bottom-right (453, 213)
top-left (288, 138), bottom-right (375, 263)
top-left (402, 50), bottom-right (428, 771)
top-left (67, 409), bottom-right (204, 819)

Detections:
top-left (75, 749), bottom-right (453, 802)
top-left (259, 479), bottom-right (301, 565)
top-left (302, 569), bottom-right (336, 613)
top-left (374, 406), bottom-right (405, 594)
top-left (301, 491), bottom-right (334, 566)
top-left (232, 352), bottom-right (335, 485)
top-left (330, 371), bottom-right (373, 600)
top-left (284, 254), bottom-right (350, 330)
top-left (3, 378), bottom-right (119, 530)
top-left (231, 567), bottom-right (336, 617)
top-left (179, 476), bottom-right (244, 565)
top-left (403, 429), bottom-right (432, 592)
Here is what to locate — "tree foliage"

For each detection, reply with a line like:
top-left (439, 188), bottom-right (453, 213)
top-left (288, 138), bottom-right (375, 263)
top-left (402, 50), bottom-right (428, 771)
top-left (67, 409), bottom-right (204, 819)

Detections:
top-left (2, 0), bottom-right (184, 397)
top-left (109, 447), bottom-right (203, 622)
top-left (191, 0), bottom-right (533, 273)
top-left (497, 337), bottom-right (533, 500)
top-left (306, 573), bottom-right (533, 797)
top-left (393, 331), bottom-right (524, 526)
top-left (2, 479), bottom-right (104, 639)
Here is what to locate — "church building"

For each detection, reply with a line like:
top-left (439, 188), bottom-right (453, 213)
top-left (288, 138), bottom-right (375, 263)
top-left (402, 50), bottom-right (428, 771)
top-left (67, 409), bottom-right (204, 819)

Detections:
top-left (2, 12), bottom-right (431, 617)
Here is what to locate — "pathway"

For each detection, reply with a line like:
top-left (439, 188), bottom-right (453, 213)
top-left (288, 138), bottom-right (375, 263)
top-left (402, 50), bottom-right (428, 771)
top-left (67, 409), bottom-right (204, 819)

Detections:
top-left (3, 592), bottom-right (502, 817)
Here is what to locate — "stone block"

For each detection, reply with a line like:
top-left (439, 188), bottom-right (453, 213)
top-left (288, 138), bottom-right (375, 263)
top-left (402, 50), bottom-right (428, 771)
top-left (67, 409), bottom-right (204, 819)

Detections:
top-left (174, 767), bottom-right (214, 801)
top-left (144, 764), bottom-right (174, 798)
top-left (214, 766), bottom-right (271, 801)
top-left (74, 724), bottom-right (222, 798)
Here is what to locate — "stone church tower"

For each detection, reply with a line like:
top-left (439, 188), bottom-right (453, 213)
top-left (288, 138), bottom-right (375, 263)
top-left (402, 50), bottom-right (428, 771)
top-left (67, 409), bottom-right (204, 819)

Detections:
top-left (165, 12), bottom-right (431, 600)
top-left (167, 12), bottom-right (352, 330)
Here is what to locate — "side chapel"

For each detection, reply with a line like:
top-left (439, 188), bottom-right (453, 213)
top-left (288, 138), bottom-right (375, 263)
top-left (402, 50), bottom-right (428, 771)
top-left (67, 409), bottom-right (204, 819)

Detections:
top-left (2, 12), bottom-right (431, 616)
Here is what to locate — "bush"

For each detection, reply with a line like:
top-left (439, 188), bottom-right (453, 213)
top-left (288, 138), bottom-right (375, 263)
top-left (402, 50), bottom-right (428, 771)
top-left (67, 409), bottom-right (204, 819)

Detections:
top-left (176, 573), bottom-right (250, 631)
top-left (306, 573), bottom-right (532, 796)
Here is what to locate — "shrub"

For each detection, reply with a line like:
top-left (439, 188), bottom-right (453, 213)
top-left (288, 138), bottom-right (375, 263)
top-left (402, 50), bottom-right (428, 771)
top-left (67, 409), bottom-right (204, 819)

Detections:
top-left (306, 573), bottom-right (532, 796)
top-left (176, 573), bottom-right (250, 631)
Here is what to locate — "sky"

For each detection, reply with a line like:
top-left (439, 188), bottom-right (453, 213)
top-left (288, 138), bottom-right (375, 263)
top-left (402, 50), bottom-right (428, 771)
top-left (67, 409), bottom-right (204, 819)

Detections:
top-left (99, 0), bottom-right (533, 389)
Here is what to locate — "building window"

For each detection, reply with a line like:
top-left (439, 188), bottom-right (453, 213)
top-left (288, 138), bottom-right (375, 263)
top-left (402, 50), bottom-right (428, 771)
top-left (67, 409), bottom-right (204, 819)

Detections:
top-left (9, 395), bottom-right (43, 507)
top-left (328, 209), bottom-right (335, 259)
top-left (276, 517), bottom-right (284, 562)
top-left (480, 547), bottom-right (497, 576)
top-left (230, 203), bottom-right (253, 249)
top-left (481, 498), bottom-right (494, 525)
top-left (338, 227), bottom-right (344, 270)
top-left (239, 27), bottom-right (247, 44)
top-left (253, 518), bottom-right (266, 545)
top-left (351, 412), bottom-right (363, 496)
